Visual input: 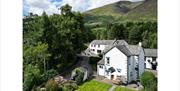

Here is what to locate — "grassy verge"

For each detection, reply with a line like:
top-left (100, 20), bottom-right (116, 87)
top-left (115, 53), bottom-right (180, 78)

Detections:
top-left (114, 86), bottom-right (135, 91)
top-left (76, 80), bottom-right (112, 91)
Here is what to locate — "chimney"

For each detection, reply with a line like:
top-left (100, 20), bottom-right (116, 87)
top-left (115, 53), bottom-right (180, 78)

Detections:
top-left (113, 38), bottom-right (117, 45)
top-left (138, 42), bottom-right (142, 47)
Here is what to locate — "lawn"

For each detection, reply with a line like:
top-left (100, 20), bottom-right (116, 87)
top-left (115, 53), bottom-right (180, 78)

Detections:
top-left (76, 80), bottom-right (112, 91)
top-left (114, 86), bottom-right (135, 91)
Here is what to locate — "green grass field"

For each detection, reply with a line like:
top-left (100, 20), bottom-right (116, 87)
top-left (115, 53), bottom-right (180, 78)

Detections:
top-left (76, 80), bottom-right (112, 91)
top-left (114, 86), bottom-right (135, 91)
top-left (76, 80), bottom-right (135, 91)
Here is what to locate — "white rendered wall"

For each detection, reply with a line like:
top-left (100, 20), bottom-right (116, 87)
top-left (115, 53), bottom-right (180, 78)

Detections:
top-left (145, 57), bottom-right (153, 69)
top-left (104, 47), bottom-right (128, 81)
top-left (97, 65), bottom-right (105, 76)
top-left (89, 44), bottom-right (106, 54)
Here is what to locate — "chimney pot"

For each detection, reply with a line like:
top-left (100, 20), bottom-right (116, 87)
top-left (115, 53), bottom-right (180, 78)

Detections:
top-left (139, 42), bottom-right (142, 46)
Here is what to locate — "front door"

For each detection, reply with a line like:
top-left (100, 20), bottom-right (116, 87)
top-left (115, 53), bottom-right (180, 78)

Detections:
top-left (111, 75), bottom-right (114, 80)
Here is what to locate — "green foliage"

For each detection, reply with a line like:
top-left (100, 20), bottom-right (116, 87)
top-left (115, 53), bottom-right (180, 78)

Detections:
top-left (114, 86), bottom-right (135, 91)
top-left (89, 21), bottom-right (157, 48)
top-left (23, 4), bottom-right (90, 91)
top-left (60, 4), bottom-right (73, 16)
top-left (45, 79), bottom-right (59, 91)
top-left (23, 64), bottom-right (42, 91)
top-left (61, 81), bottom-right (78, 91)
top-left (74, 68), bottom-right (85, 84)
top-left (23, 42), bottom-right (51, 72)
top-left (140, 71), bottom-right (157, 91)
top-left (43, 69), bottom-right (58, 81)
top-left (128, 24), bottom-right (142, 44)
top-left (107, 23), bottom-right (125, 40)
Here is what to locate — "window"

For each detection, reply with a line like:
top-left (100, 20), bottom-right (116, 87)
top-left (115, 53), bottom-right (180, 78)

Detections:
top-left (99, 65), bottom-right (103, 69)
top-left (152, 57), bottom-right (156, 61)
top-left (98, 44), bottom-right (100, 47)
top-left (91, 44), bottom-right (93, 47)
top-left (92, 49), bottom-right (95, 51)
top-left (128, 60), bottom-right (131, 65)
top-left (135, 67), bottom-right (138, 71)
top-left (97, 50), bottom-right (101, 53)
top-left (106, 57), bottom-right (110, 64)
top-left (94, 45), bottom-right (96, 47)
top-left (117, 69), bottom-right (121, 73)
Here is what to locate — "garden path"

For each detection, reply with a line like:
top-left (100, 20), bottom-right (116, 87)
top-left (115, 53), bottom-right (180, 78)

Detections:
top-left (108, 85), bottom-right (117, 91)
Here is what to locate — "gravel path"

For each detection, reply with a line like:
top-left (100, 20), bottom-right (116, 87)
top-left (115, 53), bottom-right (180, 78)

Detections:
top-left (108, 85), bottom-right (117, 91)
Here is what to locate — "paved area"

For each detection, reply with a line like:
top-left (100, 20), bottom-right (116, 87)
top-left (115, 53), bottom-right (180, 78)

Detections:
top-left (95, 76), bottom-right (114, 85)
top-left (108, 85), bottom-right (117, 91)
top-left (94, 75), bottom-right (143, 91)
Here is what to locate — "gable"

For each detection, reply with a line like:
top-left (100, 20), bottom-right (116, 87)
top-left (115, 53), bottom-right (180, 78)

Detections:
top-left (104, 45), bottom-right (132, 56)
top-left (105, 47), bottom-right (127, 59)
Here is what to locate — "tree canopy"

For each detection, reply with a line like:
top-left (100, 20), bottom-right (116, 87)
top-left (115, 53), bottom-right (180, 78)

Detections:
top-left (23, 4), bottom-right (89, 91)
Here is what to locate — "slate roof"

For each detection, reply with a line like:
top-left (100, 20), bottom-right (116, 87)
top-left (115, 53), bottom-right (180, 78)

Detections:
top-left (97, 59), bottom-right (105, 65)
top-left (104, 45), bottom-right (132, 56)
top-left (90, 40), bottom-right (116, 45)
top-left (116, 45), bottom-right (132, 56)
top-left (90, 40), bottom-right (128, 46)
top-left (128, 45), bottom-right (141, 56)
top-left (144, 49), bottom-right (157, 57)
top-left (114, 40), bottom-right (128, 46)
top-left (103, 45), bottom-right (114, 53)
top-left (98, 45), bottom-right (132, 65)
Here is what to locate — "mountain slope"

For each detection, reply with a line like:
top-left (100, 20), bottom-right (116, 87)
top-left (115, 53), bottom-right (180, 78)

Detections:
top-left (84, 0), bottom-right (157, 22)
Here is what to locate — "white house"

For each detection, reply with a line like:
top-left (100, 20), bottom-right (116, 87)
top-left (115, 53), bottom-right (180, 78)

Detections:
top-left (97, 43), bottom-right (144, 84)
top-left (144, 49), bottom-right (157, 70)
top-left (89, 40), bottom-right (128, 55)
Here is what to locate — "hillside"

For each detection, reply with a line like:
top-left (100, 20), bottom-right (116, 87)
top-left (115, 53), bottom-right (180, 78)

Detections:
top-left (84, 0), bottom-right (157, 23)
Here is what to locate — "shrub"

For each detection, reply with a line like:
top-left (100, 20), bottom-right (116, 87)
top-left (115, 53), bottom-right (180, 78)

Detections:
top-left (45, 79), bottom-right (59, 91)
top-left (62, 81), bottom-right (78, 91)
top-left (140, 71), bottom-right (157, 91)
top-left (74, 68), bottom-right (85, 84)
top-left (43, 69), bottom-right (58, 81)
top-left (23, 65), bottom-right (42, 91)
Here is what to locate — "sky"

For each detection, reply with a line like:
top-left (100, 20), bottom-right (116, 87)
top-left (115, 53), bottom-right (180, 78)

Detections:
top-left (23, 0), bottom-right (144, 16)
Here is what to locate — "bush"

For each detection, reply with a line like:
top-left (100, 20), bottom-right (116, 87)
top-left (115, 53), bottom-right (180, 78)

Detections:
top-left (23, 65), bottom-right (42, 91)
top-left (43, 69), bottom-right (58, 81)
top-left (62, 81), bottom-right (78, 91)
top-left (74, 68), bottom-right (85, 84)
top-left (45, 79), bottom-right (59, 91)
top-left (140, 71), bottom-right (157, 91)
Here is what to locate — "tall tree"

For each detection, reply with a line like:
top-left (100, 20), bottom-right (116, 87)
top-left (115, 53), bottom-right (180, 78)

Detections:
top-left (129, 24), bottom-right (142, 44)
